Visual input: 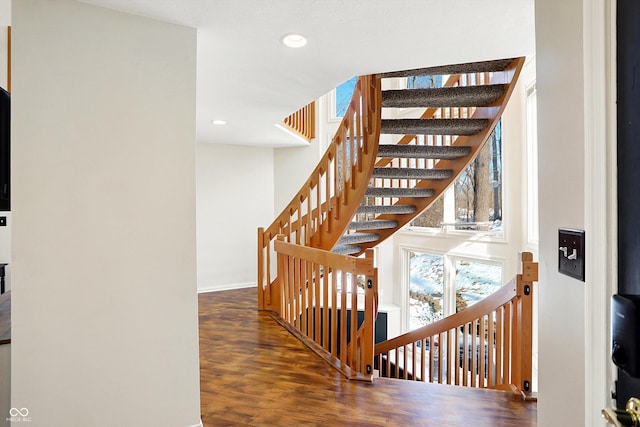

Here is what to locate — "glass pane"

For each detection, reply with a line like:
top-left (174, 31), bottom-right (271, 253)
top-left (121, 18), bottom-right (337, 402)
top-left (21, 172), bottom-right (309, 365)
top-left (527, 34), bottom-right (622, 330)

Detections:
top-left (409, 251), bottom-right (444, 329)
top-left (454, 260), bottom-right (502, 312)
top-left (335, 76), bottom-right (357, 117)
top-left (453, 121), bottom-right (502, 234)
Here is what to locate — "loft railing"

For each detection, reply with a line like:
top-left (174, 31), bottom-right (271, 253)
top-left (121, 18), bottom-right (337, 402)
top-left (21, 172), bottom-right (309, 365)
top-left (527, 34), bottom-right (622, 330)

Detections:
top-left (258, 75), bottom-right (381, 311)
top-left (282, 101), bottom-right (316, 142)
top-left (375, 252), bottom-right (537, 395)
top-left (270, 235), bottom-right (378, 382)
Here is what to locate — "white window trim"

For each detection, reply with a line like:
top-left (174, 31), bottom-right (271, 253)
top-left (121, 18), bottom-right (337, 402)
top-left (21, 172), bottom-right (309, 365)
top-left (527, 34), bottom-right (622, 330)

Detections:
top-left (400, 246), bottom-right (505, 334)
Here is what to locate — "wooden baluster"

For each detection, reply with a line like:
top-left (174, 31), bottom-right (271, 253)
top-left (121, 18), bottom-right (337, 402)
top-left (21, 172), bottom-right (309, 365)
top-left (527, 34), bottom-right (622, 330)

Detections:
top-left (471, 319), bottom-right (478, 387)
top-left (323, 265), bottom-right (329, 349)
top-left (463, 326), bottom-right (469, 386)
top-left (314, 262), bottom-right (321, 345)
top-left (257, 228), bottom-right (265, 309)
top-left (448, 328), bottom-right (455, 385)
top-left (402, 344), bottom-right (408, 380)
top-left (331, 270), bottom-right (338, 357)
top-left (350, 273), bottom-right (357, 367)
top-left (438, 332), bottom-right (443, 384)
top-left (455, 327), bottom-right (461, 385)
top-left (429, 336), bottom-right (435, 383)
top-left (488, 311), bottom-right (496, 388)
top-left (496, 306), bottom-right (504, 385)
top-left (340, 271), bottom-right (347, 365)
top-left (503, 303), bottom-right (511, 385)
top-left (411, 341), bottom-right (417, 381)
top-left (480, 315), bottom-right (487, 388)
top-left (420, 338), bottom-right (426, 382)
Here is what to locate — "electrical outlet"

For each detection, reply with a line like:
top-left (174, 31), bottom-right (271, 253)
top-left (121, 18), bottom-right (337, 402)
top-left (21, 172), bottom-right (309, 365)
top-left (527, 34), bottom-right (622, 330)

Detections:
top-left (558, 228), bottom-right (585, 281)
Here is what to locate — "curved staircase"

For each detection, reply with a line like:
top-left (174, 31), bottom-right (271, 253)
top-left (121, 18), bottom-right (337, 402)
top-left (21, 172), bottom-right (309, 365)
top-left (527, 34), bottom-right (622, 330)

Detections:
top-left (333, 57), bottom-right (524, 256)
top-left (257, 57), bottom-right (526, 384)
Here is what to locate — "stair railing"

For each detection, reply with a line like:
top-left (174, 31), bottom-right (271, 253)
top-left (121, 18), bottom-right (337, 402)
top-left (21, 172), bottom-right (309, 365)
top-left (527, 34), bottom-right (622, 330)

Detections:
top-left (375, 252), bottom-right (537, 394)
top-left (270, 235), bottom-right (378, 382)
top-left (258, 75), bottom-right (382, 310)
top-left (281, 101), bottom-right (316, 142)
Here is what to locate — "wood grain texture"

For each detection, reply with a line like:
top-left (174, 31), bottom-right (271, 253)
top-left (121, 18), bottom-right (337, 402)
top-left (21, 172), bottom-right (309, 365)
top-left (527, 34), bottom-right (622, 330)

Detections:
top-left (199, 287), bottom-right (536, 426)
top-left (0, 291), bottom-right (9, 345)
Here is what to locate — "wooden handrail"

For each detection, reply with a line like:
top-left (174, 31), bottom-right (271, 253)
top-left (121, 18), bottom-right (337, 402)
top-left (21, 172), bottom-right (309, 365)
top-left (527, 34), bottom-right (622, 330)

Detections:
top-left (282, 101), bottom-right (316, 142)
top-left (272, 236), bottom-right (378, 381)
top-left (258, 75), bottom-right (382, 310)
top-left (375, 252), bottom-right (537, 393)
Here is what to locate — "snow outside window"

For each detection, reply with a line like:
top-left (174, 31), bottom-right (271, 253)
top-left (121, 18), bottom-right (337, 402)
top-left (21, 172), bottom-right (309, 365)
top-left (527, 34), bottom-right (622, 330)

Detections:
top-left (408, 250), bottom-right (503, 331)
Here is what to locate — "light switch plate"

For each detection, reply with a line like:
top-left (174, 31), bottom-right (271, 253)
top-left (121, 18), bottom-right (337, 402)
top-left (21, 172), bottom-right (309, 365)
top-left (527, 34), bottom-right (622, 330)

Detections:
top-left (558, 228), bottom-right (585, 281)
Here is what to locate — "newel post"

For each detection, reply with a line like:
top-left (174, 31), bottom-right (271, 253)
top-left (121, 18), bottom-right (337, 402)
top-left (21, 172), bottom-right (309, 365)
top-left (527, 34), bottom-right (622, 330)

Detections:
top-left (257, 227), bottom-right (265, 310)
top-left (361, 249), bottom-right (378, 381)
top-left (515, 252), bottom-right (537, 394)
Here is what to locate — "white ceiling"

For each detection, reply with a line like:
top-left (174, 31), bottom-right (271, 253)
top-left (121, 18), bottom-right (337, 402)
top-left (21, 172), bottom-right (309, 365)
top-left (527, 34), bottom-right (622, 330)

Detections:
top-left (79, 0), bottom-right (535, 147)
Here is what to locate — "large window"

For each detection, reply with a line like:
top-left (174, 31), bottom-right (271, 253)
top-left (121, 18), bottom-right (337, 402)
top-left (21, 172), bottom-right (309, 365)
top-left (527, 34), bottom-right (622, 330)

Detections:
top-left (409, 122), bottom-right (503, 236)
top-left (407, 250), bottom-right (502, 331)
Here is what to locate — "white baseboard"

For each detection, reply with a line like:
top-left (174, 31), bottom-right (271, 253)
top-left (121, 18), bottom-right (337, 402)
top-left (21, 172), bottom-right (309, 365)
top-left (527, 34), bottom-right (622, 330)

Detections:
top-left (197, 281), bottom-right (256, 294)
top-left (187, 419), bottom-right (203, 427)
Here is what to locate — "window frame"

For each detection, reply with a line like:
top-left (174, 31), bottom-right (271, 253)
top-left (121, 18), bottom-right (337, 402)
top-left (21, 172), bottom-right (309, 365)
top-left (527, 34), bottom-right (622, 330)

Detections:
top-left (401, 246), bottom-right (505, 333)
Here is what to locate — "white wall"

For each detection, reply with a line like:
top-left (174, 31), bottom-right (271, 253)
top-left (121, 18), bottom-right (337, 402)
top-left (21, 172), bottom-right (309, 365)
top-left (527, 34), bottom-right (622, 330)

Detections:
top-left (196, 143), bottom-right (274, 291)
top-left (536, 0), bottom-right (591, 425)
top-left (273, 137), bottom-right (323, 214)
top-left (11, 1), bottom-right (201, 426)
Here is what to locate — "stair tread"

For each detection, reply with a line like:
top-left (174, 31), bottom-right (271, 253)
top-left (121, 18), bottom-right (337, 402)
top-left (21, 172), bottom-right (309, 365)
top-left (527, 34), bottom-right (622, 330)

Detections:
top-left (377, 144), bottom-right (472, 159)
top-left (366, 187), bottom-right (435, 198)
top-left (338, 232), bottom-right (381, 245)
top-left (332, 244), bottom-right (362, 256)
top-left (372, 167), bottom-right (453, 180)
top-left (382, 85), bottom-right (506, 108)
top-left (380, 118), bottom-right (488, 136)
top-left (357, 204), bottom-right (417, 215)
top-left (380, 58), bottom-right (515, 78)
top-left (348, 220), bottom-right (398, 230)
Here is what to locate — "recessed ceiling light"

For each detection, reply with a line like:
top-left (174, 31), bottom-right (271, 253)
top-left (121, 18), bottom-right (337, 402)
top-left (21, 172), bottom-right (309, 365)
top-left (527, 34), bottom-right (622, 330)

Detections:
top-left (211, 119), bottom-right (226, 125)
top-left (281, 33), bottom-right (307, 48)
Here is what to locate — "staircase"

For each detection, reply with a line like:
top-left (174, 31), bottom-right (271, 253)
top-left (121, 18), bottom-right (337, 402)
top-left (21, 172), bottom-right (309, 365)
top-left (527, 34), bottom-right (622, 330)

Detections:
top-left (257, 57), bottom-right (526, 384)
top-left (332, 57), bottom-right (524, 256)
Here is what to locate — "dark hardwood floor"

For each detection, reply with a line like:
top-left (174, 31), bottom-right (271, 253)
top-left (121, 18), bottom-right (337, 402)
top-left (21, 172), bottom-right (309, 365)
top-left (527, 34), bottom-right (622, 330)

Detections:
top-left (199, 287), bottom-right (536, 426)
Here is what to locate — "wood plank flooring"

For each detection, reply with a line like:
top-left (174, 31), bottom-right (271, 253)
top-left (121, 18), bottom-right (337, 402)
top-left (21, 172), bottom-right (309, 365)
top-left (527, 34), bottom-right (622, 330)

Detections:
top-left (199, 287), bottom-right (536, 426)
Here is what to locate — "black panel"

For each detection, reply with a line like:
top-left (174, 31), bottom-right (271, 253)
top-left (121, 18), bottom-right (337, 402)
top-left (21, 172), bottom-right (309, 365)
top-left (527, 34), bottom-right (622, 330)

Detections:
top-left (617, 0), bottom-right (640, 408)
top-left (0, 88), bottom-right (9, 211)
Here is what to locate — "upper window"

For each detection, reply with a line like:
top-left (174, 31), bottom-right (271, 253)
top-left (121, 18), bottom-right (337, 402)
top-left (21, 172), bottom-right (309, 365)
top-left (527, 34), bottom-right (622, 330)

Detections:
top-left (409, 121), bottom-right (503, 236)
top-left (334, 76), bottom-right (357, 118)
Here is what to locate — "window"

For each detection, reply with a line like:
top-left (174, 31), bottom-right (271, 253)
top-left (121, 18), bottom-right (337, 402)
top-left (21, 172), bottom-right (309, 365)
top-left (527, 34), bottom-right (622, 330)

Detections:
top-left (407, 250), bottom-right (502, 331)
top-left (334, 76), bottom-right (357, 118)
top-left (409, 122), bottom-right (503, 236)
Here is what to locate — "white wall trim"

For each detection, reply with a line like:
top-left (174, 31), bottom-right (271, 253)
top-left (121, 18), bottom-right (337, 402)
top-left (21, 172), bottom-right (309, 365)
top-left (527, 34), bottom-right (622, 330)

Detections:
top-left (583, 0), bottom-right (615, 424)
top-left (198, 282), bottom-right (257, 294)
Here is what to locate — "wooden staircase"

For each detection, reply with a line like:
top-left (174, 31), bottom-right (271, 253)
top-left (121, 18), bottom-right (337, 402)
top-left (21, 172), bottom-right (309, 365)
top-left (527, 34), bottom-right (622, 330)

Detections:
top-left (257, 57), bottom-right (526, 385)
top-left (333, 57), bottom-right (524, 255)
